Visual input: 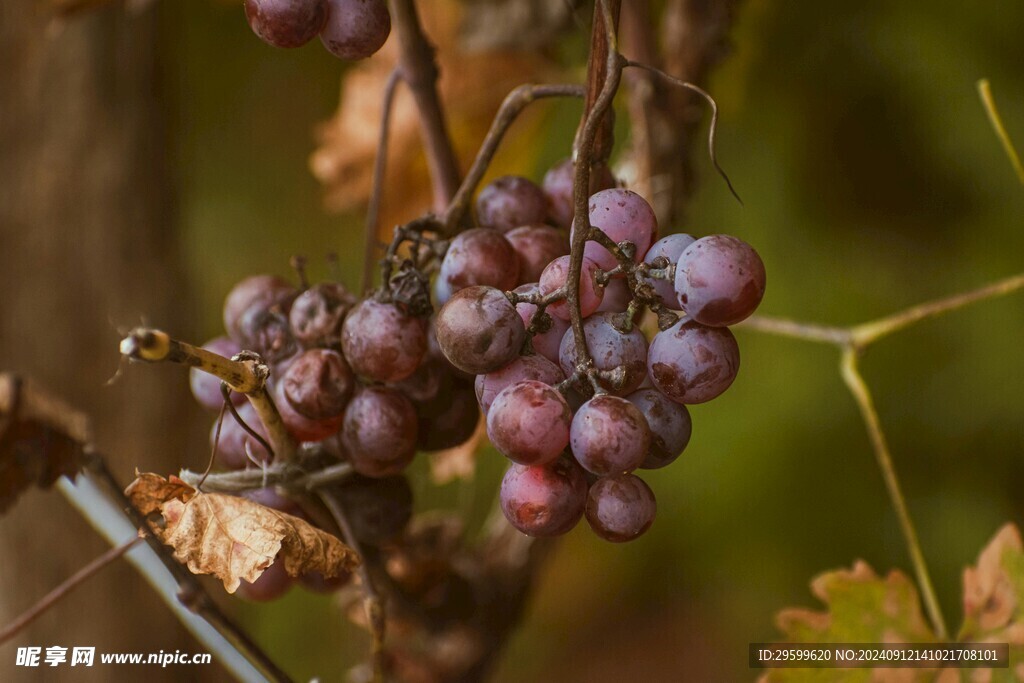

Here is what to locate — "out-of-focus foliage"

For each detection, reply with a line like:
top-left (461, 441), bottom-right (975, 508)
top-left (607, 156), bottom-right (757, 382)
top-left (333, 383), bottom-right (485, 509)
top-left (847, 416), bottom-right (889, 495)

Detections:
top-left (162, 0), bottom-right (1024, 679)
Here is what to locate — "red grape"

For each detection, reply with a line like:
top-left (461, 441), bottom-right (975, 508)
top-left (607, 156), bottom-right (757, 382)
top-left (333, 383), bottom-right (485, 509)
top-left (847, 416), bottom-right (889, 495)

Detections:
top-left (647, 319), bottom-right (739, 404)
top-left (487, 381), bottom-right (571, 466)
top-left (244, 0), bottom-right (328, 49)
top-left (558, 312), bottom-right (648, 395)
top-left (223, 274), bottom-right (296, 342)
top-left (542, 158), bottom-right (616, 229)
top-left (341, 299), bottom-right (427, 382)
top-left (674, 235), bottom-right (766, 326)
top-left (575, 189), bottom-right (657, 271)
top-left (642, 233), bottom-right (696, 308)
top-left (414, 376), bottom-right (480, 451)
top-left (280, 348), bottom-right (354, 419)
top-left (435, 286), bottom-right (526, 375)
top-left (499, 457), bottom-right (587, 537)
top-left (211, 402), bottom-right (272, 470)
top-left (570, 394), bottom-right (650, 475)
top-left (585, 474), bottom-right (656, 542)
top-left (320, 0), bottom-right (391, 60)
top-left (437, 228), bottom-right (520, 299)
top-left (474, 353), bottom-right (564, 415)
top-left (341, 386), bottom-right (418, 477)
top-left (289, 281), bottom-right (353, 347)
top-left (504, 225), bottom-right (570, 284)
top-left (475, 175), bottom-right (548, 232)
top-left (625, 388), bottom-right (692, 469)
top-left (272, 377), bottom-right (344, 442)
top-left (539, 255), bottom-right (605, 321)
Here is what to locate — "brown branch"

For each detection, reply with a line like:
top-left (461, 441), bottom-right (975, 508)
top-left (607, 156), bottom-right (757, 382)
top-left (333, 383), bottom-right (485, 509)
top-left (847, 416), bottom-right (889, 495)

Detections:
top-left (362, 68), bottom-right (404, 295)
top-left (0, 535), bottom-right (143, 645)
top-left (388, 0), bottom-right (461, 213)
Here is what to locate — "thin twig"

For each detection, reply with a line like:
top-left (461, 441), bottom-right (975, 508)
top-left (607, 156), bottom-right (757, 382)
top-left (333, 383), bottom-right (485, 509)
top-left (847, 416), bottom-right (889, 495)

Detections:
top-left (0, 535), bottom-right (143, 645)
top-left (318, 490), bottom-right (386, 683)
top-left (179, 461), bottom-right (354, 493)
top-left (389, 0), bottom-right (461, 212)
top-left (362, 68), bottom-right (403, 295)
top-left (443, 83), bottom-right (586, 230)
top-left (977, 79), bottom-right (1024, 185)
top-left (840, 350), bottom-right (948, 639)
top-left (738, 315), bottom-right (853, 346)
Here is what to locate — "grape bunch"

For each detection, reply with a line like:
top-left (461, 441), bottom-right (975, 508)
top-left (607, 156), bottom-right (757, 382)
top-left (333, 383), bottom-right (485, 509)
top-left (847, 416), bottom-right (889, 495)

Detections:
top-left (428, 164), bottom-right (765, 543)
top-left (244, 0), bottom-right (391, 60)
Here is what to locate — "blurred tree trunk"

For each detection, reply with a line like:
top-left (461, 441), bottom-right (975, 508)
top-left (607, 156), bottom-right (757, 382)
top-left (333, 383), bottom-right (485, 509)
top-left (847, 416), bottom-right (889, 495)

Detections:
top-left (0, 2), bottom-right (217, 680)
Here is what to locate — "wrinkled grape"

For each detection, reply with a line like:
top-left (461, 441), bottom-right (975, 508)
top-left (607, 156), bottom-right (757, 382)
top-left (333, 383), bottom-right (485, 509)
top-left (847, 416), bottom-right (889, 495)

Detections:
top-left (341, 299), bottom-right (426, 382)
top-left (223, 274), bottom-right (296, 342)
top-left (539, 255), bottom-right (604, 321)
top-left (647, 319), bottom-right (739, 404)
top-left (558, 313), bottom-right (647, 395)
top-left (499, 457), bottom-right (587, 537)
top-left (570, 394), bottom-right (650, 475)
top-left (585, 474), bottom-right (656, 542)
top-left (289, 281), bottom-right (353, 347)
top-left (674, 234), bottom-right (766, 326)
top-left (487, 381), bottom-right (571, 466)
top-left (273, 380), bottom-right (344, 442)
top-left (342, 386), bottom-right (418, 477)
top-left (435, 286), bottom-right (526, 375)
top-left (280, 348), bottom-right (354, 419)
top-left (625, 388), bottom-right (692, 469)
top-left (475, 175), bottom-right (548, 232)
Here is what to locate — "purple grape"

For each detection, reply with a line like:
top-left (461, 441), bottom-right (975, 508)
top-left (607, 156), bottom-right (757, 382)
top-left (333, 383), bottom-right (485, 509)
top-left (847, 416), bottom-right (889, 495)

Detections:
top-left (504, 225), bottom-right (570, 284)
top-left (625, 388), bottom-right (692, 469)
top-left (558, 313), bottom-right (648, 395)
top-left (674, 235), bottom-right (766, 326)
top-left (244, 0), bottom-right (328, 48)
top-left (642, 233), bottom-right (696, 307)
top-left (273, 380), bottom-right (344, 442)
top-left (327, 474), bottom-right (413, 544)
top-left (516, 299), bottom-right (570, 365)
top-left (539, 255), bottom-right (605, 321)
top-left (280, 348), bottom-right (354, 419)
top-left (212, 402), bottom-right (271, 470)
top-left (414, 376), bottom-right (480, 451)
top-left (190, 337), bottom-right (247, 411)
top-left (435, 286), bottom-right (526, 375)
top-left (570, 394), bottom-right (650, 475)
top-left (487, 381), bottom-right (571, 466)
top-left (341, 299), bottom-right (427, 383)
top-left (237, 556), bottom-right (293, 601)
top-left (438, 228), bottom-right (520, 297)
top-left (320, 0), bottom-right (391, 60)
top-left (542, 158), bottom-right (616, 229)
top-left (390, 358), bottom-right (444, 403)
top-left (475, 175), bottom-right (548, 232)
top-left (595, 277), bottom-right (632, 314)
top-left (474, 353), bottom-right (564, 415)
top-left (585, 474), bottom-right (656, 542)
top-left (499, 457), bottom-right (587, 537)
top-left (289, 281), bottom-right (354, 347)
top-left (647, 319), bottom-right (739, 404)
top-left (342, 386), bottom-right (418, 477)
top-left (237, 307), bottom-right (298, 364)
top-left (223, 274), bottom-right (296, 343)
top-left (573, 189), bottom-right (657, 271)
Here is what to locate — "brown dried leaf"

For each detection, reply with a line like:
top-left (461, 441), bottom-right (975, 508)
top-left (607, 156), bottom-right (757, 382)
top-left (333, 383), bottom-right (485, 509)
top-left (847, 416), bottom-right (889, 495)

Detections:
top-left (125, 473), bottom-right (360, 593)
top-left (310, 0), bottom-right (551, 230)
top-left (0, 373), bottom-right (89, 514)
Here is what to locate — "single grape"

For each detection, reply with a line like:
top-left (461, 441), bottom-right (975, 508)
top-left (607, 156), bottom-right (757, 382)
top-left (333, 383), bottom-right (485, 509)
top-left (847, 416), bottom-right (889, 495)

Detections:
top-left (515, 296), bottom-right (570, 365)
top-left (341, 299), bottom-right (427, 382)
top-left (280, 348), bottom-right (354, 419)
top-left (273, 380), bottom-right (344, 442)
top-left (320, 0), bottom-right (391, 60)
top-left (625, 388), bottom-right (692, 469)
top-left (327, 474), bottom-right (413, 544)
top-left (237, 556), bottom-right (293, 601)
top-left (244, 0), bottom-right (328, 48)
top-left (223, 274), bottom-right (296, 342)
top-left (585, 474), bottom-right (656, 542)
top-left (570, 394), bottom-right (650, 475)
top-left (211, 402), bottom-right (272, 470)
top-left (674, 234), bottom-right (766, 326)
top-left (504, 225), bottom-right (570, 285)
top-left (641, 233), bottom-right (696, 308)
top-left (487, 381), bottom-right (571, 466)
top-left (474, 353), bottom-right (564, 415)
top-left (289, 281), bottom-right (354, 347)
top-left (475, 175), bottom-right (548, 232)
top-left (647, 319), bottom-right (739, 404)
top-left (558, 313), bottom-right (648, 395)
top-left (595, 277), bottom-right (632, 314)
top-left (190, 337), bottom-right (247, 411)
top-left (237, 307), bottom-right (298, 364)
top-left (499, 456), bottom-right (587, 537)
top-left (437, 228), bottom-right (520, 297)
top-left (390, 358), bottom-right (444, 403)
top-left (538, 255), bottom-right (605, 321)
top-left (434, 286), bottom-right (526, 375)
top-left (342, 386), bottom-right (418, 477)
top-left (414, 376), bottom-right (480, 452)
top-left (573, 189), bottom-right (657, 272)
top-left (542, 158), bottom-right (616, 229)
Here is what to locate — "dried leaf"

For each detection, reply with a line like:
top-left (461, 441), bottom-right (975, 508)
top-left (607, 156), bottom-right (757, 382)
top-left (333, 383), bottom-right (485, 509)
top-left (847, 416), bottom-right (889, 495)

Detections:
top-left (126, 473), bottom-right (360, 593)
top-left (0, 373), bottom-right (88, 514)
top-left (310, 0), bottom-right (551, 230)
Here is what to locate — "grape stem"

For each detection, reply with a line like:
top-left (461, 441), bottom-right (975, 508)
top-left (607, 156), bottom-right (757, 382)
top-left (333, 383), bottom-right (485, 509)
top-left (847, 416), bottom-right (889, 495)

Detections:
top-left (388, 0), bottom-right (461, 212)
top-left (362, 67), bottom-right (404, 295)
top-left (179, 460), bottom-right (354, 493)
top-left (118, 328), bottom-right (297, 463)
top-left (740, 271), bottom-right (1024, 640)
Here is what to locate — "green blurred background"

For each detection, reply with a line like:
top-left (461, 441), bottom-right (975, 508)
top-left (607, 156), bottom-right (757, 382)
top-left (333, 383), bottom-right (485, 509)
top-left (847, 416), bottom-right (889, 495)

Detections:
top-left (162, 0), bottom-right (1024, 679)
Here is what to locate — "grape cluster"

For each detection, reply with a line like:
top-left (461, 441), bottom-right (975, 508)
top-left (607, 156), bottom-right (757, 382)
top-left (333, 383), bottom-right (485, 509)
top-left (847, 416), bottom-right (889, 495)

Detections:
top-left (244, 0), bottom-right (391, 60)
top-left (429, 165), bottom-right (765, 543)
